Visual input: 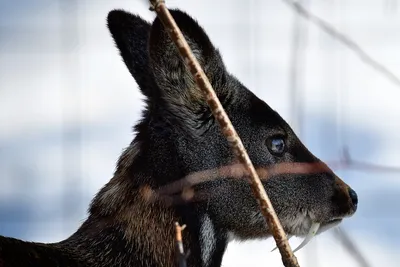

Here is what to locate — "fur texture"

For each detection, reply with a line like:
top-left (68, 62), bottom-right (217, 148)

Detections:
top-left (0, 8), bottom-right (358, 267)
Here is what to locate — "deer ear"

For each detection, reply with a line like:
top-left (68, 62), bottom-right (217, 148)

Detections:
top-left (107, 10), bottom-right (158, 99)
top-left (148, 9), bottom-right (229, 111)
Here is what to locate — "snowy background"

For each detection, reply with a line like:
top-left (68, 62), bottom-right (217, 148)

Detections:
top-left (0, 0), bottom-right (399, 266)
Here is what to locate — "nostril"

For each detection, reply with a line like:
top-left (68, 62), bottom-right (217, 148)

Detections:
top-left (348, 188), bottom-right (358, 207)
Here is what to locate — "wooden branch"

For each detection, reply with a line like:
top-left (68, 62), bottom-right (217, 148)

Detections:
top-left (148, 1), bottom-right (300, 266)
top-left (175, 222), bottom-right (187, 267)
top-left (155, 162), bottom-right (331, 197)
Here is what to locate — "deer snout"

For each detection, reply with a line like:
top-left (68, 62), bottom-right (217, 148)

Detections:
top-left (333, 176), bottom-right (358, 216)
top-left (348, 187), bottom-right (358, 210)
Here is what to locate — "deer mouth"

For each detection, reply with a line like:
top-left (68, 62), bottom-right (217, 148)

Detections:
top-left (291, 218), bottom-right (343, 252)
top-left (272, 218), bottom-right (343, 253)
top-left (318, 218), bottom-right (343, 234)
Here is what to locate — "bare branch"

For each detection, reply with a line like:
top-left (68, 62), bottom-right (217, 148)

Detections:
top-left (155, 161), bottom-right (332, 197)
top-left (282, 0), bottom-right (400, 88)
top-left (139, 155), bottom-right (400, 208)
top-left (333, 227), bottom-right (372, 267)
top-left (147, 1), bottom-right (300, 265)
top-left (139, 162), bottom-right (336, 209)
top-left (175, 222), bottom-right (188, 267)
top-left (329, 159), bottom-right (400, 173)
top-left (336, 147), bottom-right (400, 173)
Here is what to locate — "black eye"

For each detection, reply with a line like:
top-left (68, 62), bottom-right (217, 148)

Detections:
top-left (266, 136), bottom-right (286, 156)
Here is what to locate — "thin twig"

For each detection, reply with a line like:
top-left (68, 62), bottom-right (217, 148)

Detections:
top-left (329, 159), bottom-right (400, 173)
top-left (282, 0), bottom-right (400, 88)
top-left (175, 222), bottom-right (187, 267)
top-left (139, 156), bottom-right (400, 207)
top-left (337, 146), bottom-right (400, 173)
top-left (155, 161), bottom-right (331, 197)
top-left (140, 162), bottom-right (333, 207)
top-left (148, 1), bottom-right (299, 266)
top-left (333, 227), bottom-right (372, 267)
top-left (288, 0), bottom-right (308, 137)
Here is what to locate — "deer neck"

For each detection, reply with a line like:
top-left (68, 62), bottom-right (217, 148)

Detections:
top-left (62, 156), bottom-right (228, 267)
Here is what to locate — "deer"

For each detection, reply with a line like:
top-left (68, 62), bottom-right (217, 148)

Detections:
top-left (0, 7), bottom-right (358, 267)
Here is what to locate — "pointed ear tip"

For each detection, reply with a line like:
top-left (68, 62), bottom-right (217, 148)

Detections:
top-left (107, 9), bottom-right (149, 35)
top-left (167, 9), bottom-right (199, 24)
top-left (167, 8), bottom-right (189, 16)
top-left (107, 9), bottom-right (125, 32)
top-left (150, 9), bottom-right (204, 42)
top-left (107, 9), bottom-right (127, 23)
top-left (151, 8), bottom-right (198, 26)
top-left (107, 9), bottom-right (140, 27)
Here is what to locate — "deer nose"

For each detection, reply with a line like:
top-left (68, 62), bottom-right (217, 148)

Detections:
top-left (348, 187), bottom-right (358, 209)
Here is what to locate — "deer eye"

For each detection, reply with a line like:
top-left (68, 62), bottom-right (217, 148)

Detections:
top-left (266, 136), bottom-right (286, 156)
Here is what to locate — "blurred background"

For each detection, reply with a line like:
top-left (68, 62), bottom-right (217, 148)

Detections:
top-left (0, 0), bottom-right (399, 266)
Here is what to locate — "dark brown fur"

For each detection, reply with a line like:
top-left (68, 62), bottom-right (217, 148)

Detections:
top-left (0, 8), bottom-right (358, 267)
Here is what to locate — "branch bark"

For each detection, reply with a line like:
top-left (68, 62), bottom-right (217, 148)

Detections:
top-left (175, 222), bottom-right (187, 267)
top-left (148, 1), bottom-right (300, 266)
